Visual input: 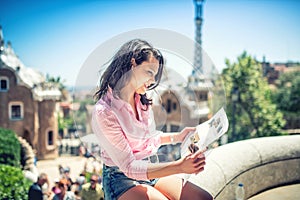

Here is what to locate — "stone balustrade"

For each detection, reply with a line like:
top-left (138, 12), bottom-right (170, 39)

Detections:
top-left (188, 135), bottom-right (300, 199)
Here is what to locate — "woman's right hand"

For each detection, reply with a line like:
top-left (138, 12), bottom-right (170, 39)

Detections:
top-left (176, 149), bottom-right (206, 175)
top-left (146, 148), bottom-right (207, 179)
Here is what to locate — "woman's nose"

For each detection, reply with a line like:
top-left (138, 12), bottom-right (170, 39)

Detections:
top-left (146, 79), bottom-right (154, 87)
top-left (149, 76), bottom-right (155, 84)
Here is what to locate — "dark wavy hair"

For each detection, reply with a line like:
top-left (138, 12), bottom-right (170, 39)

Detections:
top-left (94, 39), bottom-right (164, 109)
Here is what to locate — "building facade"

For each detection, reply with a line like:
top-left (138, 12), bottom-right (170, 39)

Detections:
top-left (0, 26), bottom-right (61, 159)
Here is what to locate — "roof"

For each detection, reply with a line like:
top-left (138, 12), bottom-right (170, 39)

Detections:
top-left (0, 40), bottom-right (61, 101)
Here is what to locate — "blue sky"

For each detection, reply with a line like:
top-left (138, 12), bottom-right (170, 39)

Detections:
top-left (1, 0), bottom-right (299, 86)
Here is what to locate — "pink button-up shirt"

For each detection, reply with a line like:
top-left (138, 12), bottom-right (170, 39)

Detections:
top-left (91, 89), bottom-right (162, 180)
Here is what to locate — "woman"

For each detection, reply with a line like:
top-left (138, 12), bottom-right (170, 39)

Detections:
top-left (92, 39), bottom-right (213, 200)
top-left (52, 179), bottom-right (75, 200)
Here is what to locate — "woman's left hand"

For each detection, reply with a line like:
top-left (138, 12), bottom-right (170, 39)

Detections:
top-left (177, 127), bottom-right (196, 143)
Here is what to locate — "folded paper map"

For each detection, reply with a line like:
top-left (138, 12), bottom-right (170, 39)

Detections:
top-left (181, 107), bottom-right (229, 157)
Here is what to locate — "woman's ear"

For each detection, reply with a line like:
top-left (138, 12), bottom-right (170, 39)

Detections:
top-left (131, 58), bottom-right (137, 68)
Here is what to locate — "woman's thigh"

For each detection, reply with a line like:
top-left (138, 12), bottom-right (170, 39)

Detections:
top-left (154, 175), bottom-right (183, 199)
top-left (118, 184), bottom-right (168, 200)
top-left (154, 176), bottom-right (213, 200)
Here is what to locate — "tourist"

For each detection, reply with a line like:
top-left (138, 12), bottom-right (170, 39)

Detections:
top-left (28, 173), bottom-right (51, 200)
top-left (51, 178), bottom-right (61, 195)
top-left (80, 174), bottom-right (104, 200)
top-left (91, 39), bottom-right (213, 200)
top-left (52, 179), bottom-right (75, 200)
top-left (71, 175), bottom-right (86, 200)
top-left (62, 166), bottom-right (73, 191)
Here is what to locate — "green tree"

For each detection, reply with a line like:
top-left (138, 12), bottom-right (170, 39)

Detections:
top-left (222, 52), bottom-right (286, 141)
top-left (0, 128), bottom-right (21, 167)
top-left (0, 165), bottom-right (31, 200)
top-left (271, 69), bottom-right (300, 128)
top-left (272, 70), bottom-right (300, 112)
top-left (73, 98), bottom-right (95, 133)
top-left (46, 74), bottom-right (69, 101)
top-left (46, 74), bottom-right (66, 90)
top-left (58, 114), bottom-right (74, 132)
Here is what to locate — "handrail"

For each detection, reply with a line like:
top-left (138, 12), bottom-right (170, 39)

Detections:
top-left (188, 135), bottom-right (300, 199)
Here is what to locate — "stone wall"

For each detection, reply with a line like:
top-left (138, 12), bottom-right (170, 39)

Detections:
top-left (188, 135), bottom-right (300, 199)
top-left (37, 99), bottom-right (59, 159)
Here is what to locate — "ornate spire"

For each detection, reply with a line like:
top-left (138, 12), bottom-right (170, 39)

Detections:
top-left (0, 25), bottom-right (4, 53)
top-left (6, 41), bottom-right (15, 55)
top-left (193, 0), bottom-right (204, 75)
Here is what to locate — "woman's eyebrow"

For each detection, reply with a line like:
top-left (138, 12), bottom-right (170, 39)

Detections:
top-left (149, 65), bottom-right (159, 74)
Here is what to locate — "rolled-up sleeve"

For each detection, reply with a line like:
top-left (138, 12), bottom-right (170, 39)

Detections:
top-left (92, 107), bottom-right (149, 180)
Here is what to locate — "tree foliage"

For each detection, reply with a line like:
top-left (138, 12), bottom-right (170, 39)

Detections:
top-left (46, 74), bottom-right (69, 101)
top-left (72, 98), bottom-right (95, 133)
top-left (222, 52), bottom-right (286, 141)
top-left (46, 74), bottom-right (66, 90)
top-left (58, 114), bottom-right (74, 131)
top-left (0, 128), bottom-right (21, 167)
top-left (271, 69), bottom-right (300, 128)
top-left (0, 165), bottom-right (31, 200)
top-left (272, 70), bottom-right (300, 112)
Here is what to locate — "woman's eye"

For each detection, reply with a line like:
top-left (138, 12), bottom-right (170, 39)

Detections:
top-left (147, 71), bottom-right (154, 76)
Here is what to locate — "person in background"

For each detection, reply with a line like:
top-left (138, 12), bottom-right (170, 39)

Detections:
top-left (63, 167), bottom-right (73, 191)
top-left (51, 178), bottom-right (61, 196)
top-left (80, 174), bottom-right (104, 200)
top-left (28, 173), bottom-right (51, 200)
top-left (58, 165), bottom-right (64, 178)
top-left (71, 175), bottom-right (86, 200)
top-left (52, 179), bottom-right (75, 200)
top-left (79, 145), bottom-right (86, 157)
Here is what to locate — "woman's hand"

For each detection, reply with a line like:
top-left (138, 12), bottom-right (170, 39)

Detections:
top-left (177, 127), bottom-right (196, 143)
top-left (176, 149), bottom-right (206, 174)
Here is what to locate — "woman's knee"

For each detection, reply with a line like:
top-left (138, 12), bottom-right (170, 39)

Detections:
top-left (181, 181), bottom-right (213, 200)
top-left (118, 184), bottom-right (168, 200)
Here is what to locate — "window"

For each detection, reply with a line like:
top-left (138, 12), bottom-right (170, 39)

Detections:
top-left (164, 100), bottom-right (178, 113)
top-left (12, 105), bottom-right (21, 118)
top-left (170, 125), bottom-right (180, 132)
top-left (48, 131), bottom-right (54, 146)
top-left (46, 128), bottom-right (56, 150)
top-left (0, 76), bottom-right (9, 91)
top-left (161, 125), bottom-right (167, 132)
top-left (173, 102), bottom-right (177, 111)
top-left (9, 102), bottom-right (23, 120)
top-left (199, 92), bottom-right (208, 101)
top-left (166, 99), bottom-right (171, 113)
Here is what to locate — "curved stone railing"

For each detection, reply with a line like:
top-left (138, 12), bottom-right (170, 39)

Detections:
top-left (189, 135), bottom-right (300, 199)
top-left (18, 137), bottom-right (39, 182)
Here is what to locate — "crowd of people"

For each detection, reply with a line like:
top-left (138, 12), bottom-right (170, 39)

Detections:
top-left (28, 161), bottom-right (104, 200)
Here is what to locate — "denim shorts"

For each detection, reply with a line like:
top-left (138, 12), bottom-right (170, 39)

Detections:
top-left (102, 164), bottom-right (159, 200)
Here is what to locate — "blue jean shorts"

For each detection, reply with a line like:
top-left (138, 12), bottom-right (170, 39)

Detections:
top-left (102, 164), bottom-right (159, 200)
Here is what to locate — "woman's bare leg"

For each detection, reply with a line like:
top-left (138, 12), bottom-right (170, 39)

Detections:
top-left (154, 175), bottom-right (213, 200)
top-left (154, 176), bottom-right (183, 199)
top-left (180, 181), bottom-right (213, 200)
top-left (118, 184), bottom-right (168, 200)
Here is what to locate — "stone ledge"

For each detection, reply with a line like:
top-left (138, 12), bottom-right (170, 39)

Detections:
top-left (188, 135), bottom-right (300, 199)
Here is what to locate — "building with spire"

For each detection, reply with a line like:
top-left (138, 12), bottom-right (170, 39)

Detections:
top-left (193, 0), bottom-right (204, 74)
top-left (150, 1), bottom-right (211, 161)
top-left (0, 26), bottom-right (62, 159)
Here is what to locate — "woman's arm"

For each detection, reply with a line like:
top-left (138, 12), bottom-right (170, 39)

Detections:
top-left (160, 127), bottom-right (196, 145)
top-left (92, 107), bottom-right (148, 180)
top-left (93, 104), bottom-right (203, 180)
top-left (146, 149), bottom-right (206, 179)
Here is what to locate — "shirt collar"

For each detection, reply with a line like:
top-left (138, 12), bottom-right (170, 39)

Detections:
top-left (105, 87), bottom-right (141, 111)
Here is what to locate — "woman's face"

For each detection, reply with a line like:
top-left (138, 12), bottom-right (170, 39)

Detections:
top-left (132, 55), bottom-right (159, 94)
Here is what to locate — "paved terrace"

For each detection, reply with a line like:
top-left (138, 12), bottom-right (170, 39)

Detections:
top-left (189, 135), bottom-right (300, 199)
